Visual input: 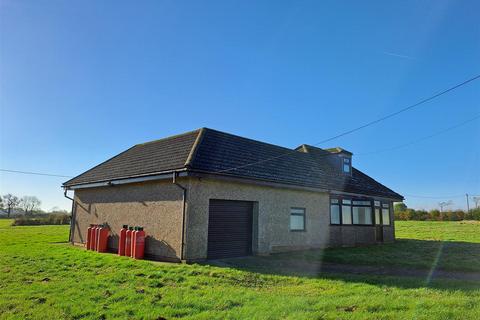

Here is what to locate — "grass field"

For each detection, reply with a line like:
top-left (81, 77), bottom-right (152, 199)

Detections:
top-left (1, 219), bottom-right (479, 319)
top-left (263, 221), bottom-right (480, 272)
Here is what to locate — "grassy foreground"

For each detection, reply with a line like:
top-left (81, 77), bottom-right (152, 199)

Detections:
top-left (274, 221), bottom-right (480, 272)
top-left (1, 219), bottom-right (479, 319)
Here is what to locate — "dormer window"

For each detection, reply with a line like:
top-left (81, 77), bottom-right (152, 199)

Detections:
top-left (342, 158), bottom-right (351, 173)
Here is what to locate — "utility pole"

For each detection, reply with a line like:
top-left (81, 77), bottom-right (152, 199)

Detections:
top-left (466, 194), bottom-right (470, 212)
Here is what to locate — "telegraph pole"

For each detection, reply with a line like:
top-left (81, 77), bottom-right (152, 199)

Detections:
top-left (466, 194), bottom-right (470, 212)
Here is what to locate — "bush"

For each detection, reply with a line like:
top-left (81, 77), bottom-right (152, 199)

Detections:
top-left (12, 213), bottom-right (70, 226)
top-left (394, 205), bottom-right (480, 221)
top-left (465, 208), bottom-right (480, 220)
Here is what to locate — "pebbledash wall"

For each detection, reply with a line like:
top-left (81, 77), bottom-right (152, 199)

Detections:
top-left (184, 178), bottom-right (330, 260)
top-left (72, 179), bottom-right (185, 261)
top-left (71, 176), bottom-right (395, 261)
top-left (183, 178), bottom-right (394, 260)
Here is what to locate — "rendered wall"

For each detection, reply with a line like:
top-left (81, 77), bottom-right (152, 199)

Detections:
top-left (184, 178), bottom-right (395, 260)
top-left (71, 179), bottom-right (185, 260)
top-left (71, 176), bottom-right (395, 262)
top-left (184, 178), bottom-right (331, 260)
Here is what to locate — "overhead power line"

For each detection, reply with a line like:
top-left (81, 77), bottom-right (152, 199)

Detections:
top-left (216, 73), bottom-right (480, 173)
top-left (312, 74), bottom-right (480, 146)
top-left (0, 169), bottom-right (72, 178)
top-left (2, 75), bottom-right (479, 179)
top-left (356, 114), bottom-right (480, 156)
top-left (403, 193), bottom-right (469, 199)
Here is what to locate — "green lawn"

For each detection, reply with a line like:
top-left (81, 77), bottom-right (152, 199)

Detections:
top-left (267, 221), bottom-right (480, 272)
top-left (396, 220), bottom-right (480, 242)
top-left (1, 219), bottom-right (479, 319)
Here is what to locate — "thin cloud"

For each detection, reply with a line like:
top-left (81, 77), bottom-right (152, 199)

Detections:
top-left (383, 51), bottom-right (417, 60)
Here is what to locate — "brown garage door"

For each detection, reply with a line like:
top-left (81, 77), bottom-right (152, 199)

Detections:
top-left (207, 199), bottom-right (253, 259)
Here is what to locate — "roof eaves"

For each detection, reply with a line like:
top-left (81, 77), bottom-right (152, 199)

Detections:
top-left (190, 169), bottom-right (403, 200)
top-left (352, 168), bottom-right (404, 200)
top-left (62, 144), bottom-right (138, 187)
top-left (64, 168), bottom-right (188, 189)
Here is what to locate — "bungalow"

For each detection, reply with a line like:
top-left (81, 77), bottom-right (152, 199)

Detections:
top-left (63, 128), bottom-right (403, 261)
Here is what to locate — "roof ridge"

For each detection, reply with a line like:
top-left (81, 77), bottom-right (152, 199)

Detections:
top-left (137, 128), bottom-right (202, 146)
top-left (200, 127), bottom-right (299, 153)
top-left (184, 128), bottom-right (207, 168)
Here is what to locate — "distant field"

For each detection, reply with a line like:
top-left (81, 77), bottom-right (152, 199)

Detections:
top-left (1, 220), bottom-right (479, 319)
top-left (317, 221), bottom-right (480, 272)
top-left (0, 219), bottom-right (12, 228)
top-left (396, 220), bottom-right (480, 242)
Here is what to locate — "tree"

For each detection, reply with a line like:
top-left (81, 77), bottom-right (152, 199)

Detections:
top-left (20, 196), bottom-right (41, 216)
top-left (473, 196), bottom-right (480, 209)
top-left (2, 194), bottom-right (20, 218)
top-left (438, 200), bottom-right (453, 213)
top-left (394, 202), bottom-right (407, 212)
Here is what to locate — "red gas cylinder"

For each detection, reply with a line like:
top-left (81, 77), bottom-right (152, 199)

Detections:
top-left (133, 227), bottom-right (145, 260)
top-left (131, 227), bottom-right (138, 258)
top-left (91, 224), bottom-right (98, 251)
top-left (86, 224), bottom-right (94, 250)
top-left (125, 227), bottom-right (134, 257)
top-left (95, 224), bottom-right (102, 252)
top-left (95, 224), bottom-right (102, 251)
top-left (97, 225), bottom-right (109, 253)
top-left (118, 225), bottom-right (128, 256)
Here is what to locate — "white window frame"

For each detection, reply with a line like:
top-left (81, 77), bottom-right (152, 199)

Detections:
top-left (342, 157), bottom-right (351, 173)
top-left (290, 207), bottom-right (306, 231)
top-left (382, 203), bottom-right (391, 226)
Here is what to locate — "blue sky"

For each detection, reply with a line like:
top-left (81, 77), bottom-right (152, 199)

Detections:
top-left (1, 0), bottom-right (479, 211)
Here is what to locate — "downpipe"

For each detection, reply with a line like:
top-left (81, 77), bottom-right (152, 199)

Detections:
top-left (63, 189), bottom-right (76, 244)
top-left (172, 172), bottom-right (187, 261)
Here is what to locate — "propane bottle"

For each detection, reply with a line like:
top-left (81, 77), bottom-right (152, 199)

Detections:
top-left (91, 224), bottom-right (98, 251)
top-left (86, 224), bottom-right (94, 250)
top-left (97, 224), bottom-right (109, 253)
top-left (131, 227), bottom-right (138, 258)
top-left (95, 224), bottom-right (102, 251)
top-left (118, 225), bottom-right (128, 256)
top-left (133, 227), bottom-right (145, 260)
top-left (125, 226), bottom-right (134, 257)
top-left (95, 224), bottom-right (103, 252)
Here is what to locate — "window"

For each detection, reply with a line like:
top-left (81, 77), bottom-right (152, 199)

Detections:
top-left (375, 208), bottom-right (381, 225)
top-left (382, 203), bottom-right (391, 225)
top-left (330, 199), bottom-right (340, 224)
top-left (352, 199), bottom-right (372, 225)
top-left (290, 208), bottom-right (306, 231)
top-left (343, 158), bottom-right (351, 173)
top-left (342, 203), bottom-right (352, 224)
top-left (330, 196), bottom-right (378, 226)
top-left (353, 206), bottom-right (372, 224)
top-left (353, 200), bottom-right (371, 206)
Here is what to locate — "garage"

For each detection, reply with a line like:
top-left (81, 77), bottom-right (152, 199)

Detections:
top-left (207, 199), bottom-right (254, 259)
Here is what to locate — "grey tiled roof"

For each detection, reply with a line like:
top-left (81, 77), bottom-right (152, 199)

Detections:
top-left (63, 129), bottom-right (200, 186)
top-left (63, 128), bottom-right (403, 200)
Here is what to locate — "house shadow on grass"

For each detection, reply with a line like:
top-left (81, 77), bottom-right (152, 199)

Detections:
top-left (203, 239), bottom-right (480, 292)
